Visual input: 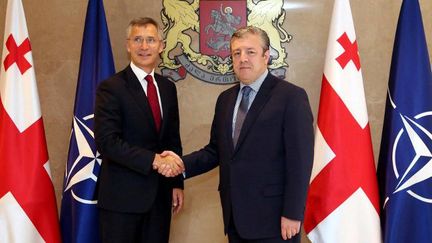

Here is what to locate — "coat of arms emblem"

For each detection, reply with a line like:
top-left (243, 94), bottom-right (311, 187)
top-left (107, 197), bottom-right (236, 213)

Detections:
top-left (160, 0), bottom-right (291, 84)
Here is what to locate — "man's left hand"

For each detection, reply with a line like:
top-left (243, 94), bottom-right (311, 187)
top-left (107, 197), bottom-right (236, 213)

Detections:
top-left (172, 188), bottom-right (184, 215)
top-left (281, 216), bottom-right (300, 240)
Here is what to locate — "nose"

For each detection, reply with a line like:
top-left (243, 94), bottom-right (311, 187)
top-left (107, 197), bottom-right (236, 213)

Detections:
top-left (139, 41), bottom-right (149, 49)
top-left (239, 52), bottom-right (248, 63)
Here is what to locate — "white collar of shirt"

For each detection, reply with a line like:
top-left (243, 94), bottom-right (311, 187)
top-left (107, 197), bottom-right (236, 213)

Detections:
top-left (129, 62), bottom-right (163, 116)
top-left (130, 62), bottom-right (155, 82)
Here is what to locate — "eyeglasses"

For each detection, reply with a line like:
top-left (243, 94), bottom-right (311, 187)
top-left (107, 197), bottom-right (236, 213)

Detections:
top-left (128, 36), bottom-right (159, 46)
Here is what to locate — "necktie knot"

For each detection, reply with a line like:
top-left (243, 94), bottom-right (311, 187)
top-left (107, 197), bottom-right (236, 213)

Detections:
top-left (145, 75), bottom-right (153, 83)
top-left (240, 86), bottom-right (252, 111)
top-left (242, 86), bottom-right (252, 98)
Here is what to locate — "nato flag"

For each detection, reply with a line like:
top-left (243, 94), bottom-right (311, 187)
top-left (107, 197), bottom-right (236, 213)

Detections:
top-left (377, 0), bottom-right (432, 242)
top-left (59, 0), bottom-right (115, 242)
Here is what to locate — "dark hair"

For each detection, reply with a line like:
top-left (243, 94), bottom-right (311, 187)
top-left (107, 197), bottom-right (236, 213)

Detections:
top-left (231, 26), bottom-right (270, 52)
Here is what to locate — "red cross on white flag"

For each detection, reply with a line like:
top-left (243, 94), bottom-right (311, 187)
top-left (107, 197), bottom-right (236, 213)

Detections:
top-left (304, 0), bottom-right (381, 242)
top-left (0, 0), bottom-right (61, 242)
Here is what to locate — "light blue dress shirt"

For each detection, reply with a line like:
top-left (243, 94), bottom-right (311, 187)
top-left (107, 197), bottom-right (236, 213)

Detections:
top-left (232, 70), bottom-right (268, 138)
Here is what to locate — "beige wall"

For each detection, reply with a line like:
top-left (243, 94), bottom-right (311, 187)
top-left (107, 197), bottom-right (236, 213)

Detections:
top-left (0, 0), bottom-right (431, 242)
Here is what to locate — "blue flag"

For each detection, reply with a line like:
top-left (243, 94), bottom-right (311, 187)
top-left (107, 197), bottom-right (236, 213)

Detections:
top-left (59, 0), bottom-right (115, 242)
top-left (377, 0), bottom-right (432, 242)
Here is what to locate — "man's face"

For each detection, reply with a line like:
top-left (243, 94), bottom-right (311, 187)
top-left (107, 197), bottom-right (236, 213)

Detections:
top-left (127, 24), bottom-right (163, 73)
top-left (231, 33), bottom-right (270, 85)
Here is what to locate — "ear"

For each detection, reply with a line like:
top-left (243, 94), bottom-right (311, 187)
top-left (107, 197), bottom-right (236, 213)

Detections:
top-left (158, 40), bottom-right (165, 54)
top-left (263, 49), bottom-right (270, 63)
top-left (126, 40), bottom-right (131, 54)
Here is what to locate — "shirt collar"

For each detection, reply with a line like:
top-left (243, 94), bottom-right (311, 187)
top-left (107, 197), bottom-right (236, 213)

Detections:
top-left (239, 69), bottom-right (268, 93)
top-left (130, 62), bottom-right (154, 82)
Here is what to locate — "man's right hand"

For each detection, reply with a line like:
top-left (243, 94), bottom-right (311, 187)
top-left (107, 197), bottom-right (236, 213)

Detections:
top-left (152, 151), bottom-right (184, 177)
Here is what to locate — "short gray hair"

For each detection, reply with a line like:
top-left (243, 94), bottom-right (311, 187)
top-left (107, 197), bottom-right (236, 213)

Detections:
top-left (126, 17), bottom-right (163, 40)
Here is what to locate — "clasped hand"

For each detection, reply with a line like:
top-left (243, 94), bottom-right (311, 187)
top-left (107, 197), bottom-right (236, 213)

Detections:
top-left (152, 151), bottom-right (184, 177)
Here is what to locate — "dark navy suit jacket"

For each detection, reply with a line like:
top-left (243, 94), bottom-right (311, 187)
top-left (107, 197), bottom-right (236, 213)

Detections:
top-left (94, 65), bottom-right (182, 213)
top-left (183, 73), bottom-right (314, 240)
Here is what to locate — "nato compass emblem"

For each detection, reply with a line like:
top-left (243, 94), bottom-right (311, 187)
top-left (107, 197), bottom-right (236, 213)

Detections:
top-left (63, 114), bottom-right (101, 204)
top-left (384, 95), bottom-right (432, 206)
top-left (160, 0), bottom-right (292, 84)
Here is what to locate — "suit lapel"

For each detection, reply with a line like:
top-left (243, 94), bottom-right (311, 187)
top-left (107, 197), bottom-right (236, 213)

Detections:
top-left (156, 74), bottom-right (169, 138)
top-left (123, 67), bottom-right (159, 134)
top-left (234, 74), bottom-right (277, 153)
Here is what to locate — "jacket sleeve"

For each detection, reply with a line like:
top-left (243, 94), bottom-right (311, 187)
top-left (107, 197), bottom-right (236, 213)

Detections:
top-left (282, 88), bottom-right (314, 220)
top-left (182, 94), bottom-right (222, 179)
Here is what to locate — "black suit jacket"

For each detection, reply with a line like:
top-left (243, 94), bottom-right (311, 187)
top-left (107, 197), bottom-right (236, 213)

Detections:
top-left (183, 73), bottom-right (314, 239)
top-left (94, 65), bottom-right (182, 213)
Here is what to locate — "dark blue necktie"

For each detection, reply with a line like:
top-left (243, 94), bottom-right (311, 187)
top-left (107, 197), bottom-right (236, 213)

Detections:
top-left (233, 86), bottom-right (252, 146)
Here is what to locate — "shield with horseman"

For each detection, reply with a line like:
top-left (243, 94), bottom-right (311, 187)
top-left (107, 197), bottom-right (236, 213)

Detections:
top-left (200, 0), bottom-right (247, 59)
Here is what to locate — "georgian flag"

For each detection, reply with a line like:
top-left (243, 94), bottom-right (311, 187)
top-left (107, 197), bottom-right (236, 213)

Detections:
top-left (303, 0), bottom-right (381, 242)
top-left (0, 0), bottom-right (61, 242)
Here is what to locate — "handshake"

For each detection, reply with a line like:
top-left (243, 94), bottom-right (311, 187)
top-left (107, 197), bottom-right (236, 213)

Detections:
top-left (152, 151), bottom-right (184, 177)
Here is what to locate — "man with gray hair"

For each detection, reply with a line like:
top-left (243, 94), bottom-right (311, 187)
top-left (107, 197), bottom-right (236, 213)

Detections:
top-left (95, 17), bottom-right (184, 243)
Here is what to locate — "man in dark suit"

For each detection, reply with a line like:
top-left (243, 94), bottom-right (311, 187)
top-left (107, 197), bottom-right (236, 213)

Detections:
top-left (94, 17), bottom-right (184, 243)
top-left (160, 26), bottom-right (314, 242)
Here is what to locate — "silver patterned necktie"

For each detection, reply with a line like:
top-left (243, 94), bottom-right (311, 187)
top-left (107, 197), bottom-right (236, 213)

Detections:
top-left (233, 86), bottom-right (252, 146)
